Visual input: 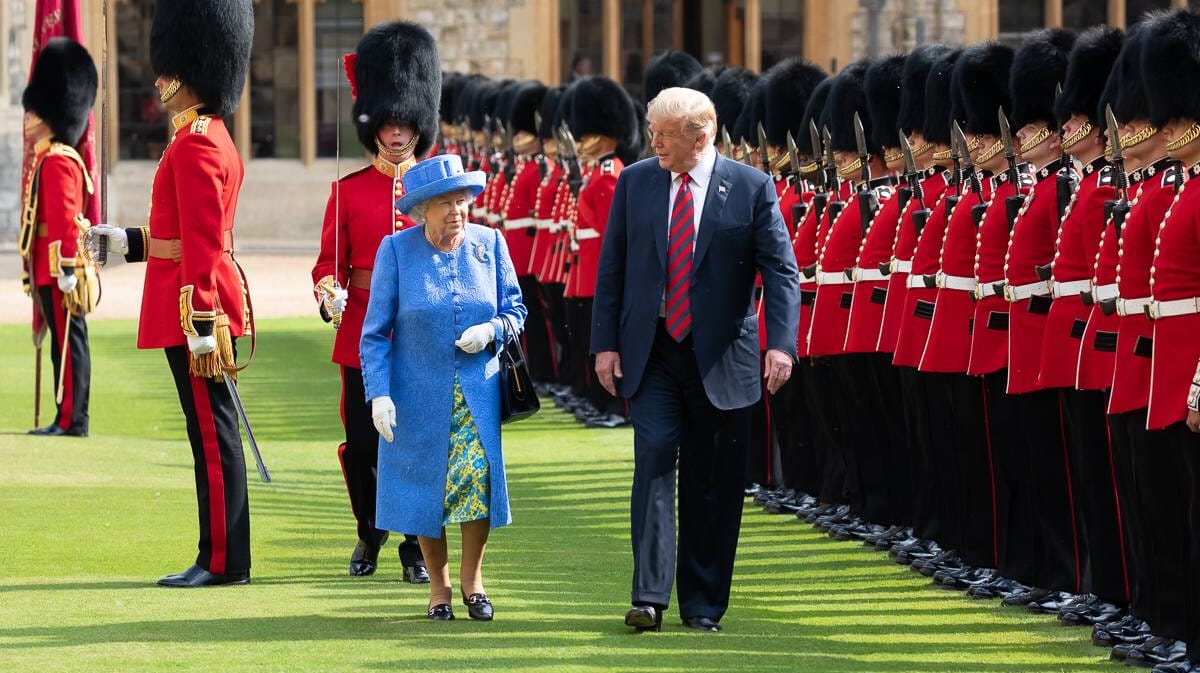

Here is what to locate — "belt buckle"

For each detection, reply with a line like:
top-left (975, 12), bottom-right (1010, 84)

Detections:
top-left (1145, 301), bottom-right (1159, 321)
top-left (1003, 284), bottom-right (1015, 302)
top-left (935, 271), bottom-right (946, 289)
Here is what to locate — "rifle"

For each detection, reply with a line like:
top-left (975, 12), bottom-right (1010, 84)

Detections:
top-left (808, 120), bottom-right (829, 227)
top-left (1099, 104), bottom-right (1130, 316)
top-left (998, 107), bottom-right (1026, 229)
top-left (823, 126), bottom-right (845, 225)
top-left (786, 131), bottom-right (808, 225)
top-left (899, 131), bottom-right (931, 238)
top-left (1054, 83), bottom-right (1078, 222)
top-left (953, 121), bottom-right (988, 227)
top-left (853, 112), bottom-right (879, 238)
top-left (556, 123), bottom-right (583, 275)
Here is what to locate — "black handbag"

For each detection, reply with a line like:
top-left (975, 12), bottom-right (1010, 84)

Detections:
top-left (497, 315), bottom-right (540, 423)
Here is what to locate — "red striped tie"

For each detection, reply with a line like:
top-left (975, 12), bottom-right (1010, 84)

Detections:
top-left (665, 173), bottom-right (695, 341)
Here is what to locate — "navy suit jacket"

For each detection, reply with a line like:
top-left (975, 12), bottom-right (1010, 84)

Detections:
top-left (590, 154), bottom-right (801, 410)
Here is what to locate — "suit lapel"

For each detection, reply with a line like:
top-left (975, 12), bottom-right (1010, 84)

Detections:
top-left (692, 154), bottom-right (733, 273)
top-left (651, 167), bottom-right (671, 269)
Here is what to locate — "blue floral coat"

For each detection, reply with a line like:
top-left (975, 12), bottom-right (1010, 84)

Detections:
top-left (361, 223), bottom-right (526, 538)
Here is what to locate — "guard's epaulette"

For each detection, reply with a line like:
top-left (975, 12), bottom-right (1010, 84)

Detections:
top-left (46, 142), bottom-right (95, 195)
top-left (191, 115), bottom-right (212, 136)
top-left (600, 158), bottom-right (616, 175)
top-left (1097, 165), bottom-right (1115, 187)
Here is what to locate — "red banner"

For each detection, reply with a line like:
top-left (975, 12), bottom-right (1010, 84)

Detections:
top-left (24, 0), bottom-right (100, 341)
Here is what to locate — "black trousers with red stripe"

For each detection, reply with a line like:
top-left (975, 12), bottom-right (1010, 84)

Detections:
top-left (1061, 388), bottom-right (1129, 604)
top-left (770, 369), bottom-right (813, 494)
top-left (984, 371), bottom-right (1036, 587)
top-left (165, 346), bottom-right (250, 576)
top-left (543, 282), bottom-right (572, 387)
top-left (801, 358), bottom-right (846, 505)
top-left (1173, 423), bottom-right (1200, 659)
top-left (747, 374), bottom-right (779, 489)
top-left (1108, 410), bottom-right (1154, 627)
top-left (1012, 388), bottom-right (1080, 593)
top-left (519, 276), bottom-right (558, 384)
top-left (569, 296), bottom-right (623, 416)
top-left (339, 367), bottom-right (419, 553)
top-left (36, 285), bottom-right (89, 434)
top-left (899, 367), bottom-right (941, 543)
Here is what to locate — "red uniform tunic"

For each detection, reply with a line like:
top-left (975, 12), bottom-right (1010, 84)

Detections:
top-left (1109, 159), bottom-right (1176, 415)
top-left (529, 158), bottom-right (564, 279)
top-left (543, 169), bottom-right (576, 285)
top-left (969, 170), bottom-right (1030, 376)
top-left (564, 155), bottom-right (621, 299)
top-left (501, 156), bottom-right (541, 275)
top-left (1037, 159), bottom-right (1115, 389)
top-left (844, 181), bottom-right (906, 353)
top-left (1076, 194), bottom-right (1123, 391)
top-left (311, 155), bottom-right (416, 368)
top-left (127, 109), bottom-right (247, 349)
top-left (879, 168), bottom-right (949, 353)
top-left (809, 178), bottom-right (894, 356)
top-left (1147, 161), bottom-right (1200, 430)
top-left (1003, 161), bottom-right (1064, 393)
top-left (920, 177), bottom-right (993, 374)
top-left (792, 188), bottom-right (823, 358)
top-left (26, 140), bottom-right (89, 287)
top-left (892, 190), bottom-right (956, 368)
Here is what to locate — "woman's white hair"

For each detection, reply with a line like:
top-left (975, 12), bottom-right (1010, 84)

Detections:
top-left (647, 87), bottom-right (716, 144)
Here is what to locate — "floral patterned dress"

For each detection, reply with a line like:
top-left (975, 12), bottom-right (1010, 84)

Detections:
top-left (443, 374), bottom-right (491, 525)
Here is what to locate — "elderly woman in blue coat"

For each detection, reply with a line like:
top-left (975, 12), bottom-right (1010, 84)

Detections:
top-left (361, 154), bottom-right (526, 621)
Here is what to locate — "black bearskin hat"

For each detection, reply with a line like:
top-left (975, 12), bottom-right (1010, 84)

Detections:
top-left (865, 55), bottom-right (906, 150)
top-left (566, 76), bottom-right (641, 164)
top-left (765, 58), bottom-right (827, 148)
top-left (150, 0), bottom-right (252, 117)
top-left (898, 44), bottom-right (951, 136)
top-left (1054, 25), bottom-right (1123, 127)
top-left (645, 50), bottom-right (703, 104)
top-left (824, 59), bottom-right (875, 154)
top-left (538, 86), bottom-right (565, 140)
top-left (473, 79), bottom-right (512, 133)
top-left (711, 67), bottom-right (758, 139)
top-left (440, 72), bottom-right (464, 124)
top-left (1141, 9), bottom-right (1200, 127)
top-left (1010, 28), bottom-right (1075, 129)
top-left (350, 21), bottom-right (441, 156)
top-left (923, 49), bottom-right (961, 146)
top-left (22, 38), bottom-right (97, 147)
top-left (1113, 22), bottom-right (1150, 124)
top-left (493, 80), bottom-right (523, 128)
top-left (798, 76), bottom-right (834, 156)
top-left (733, 77), bottom-right (769, 145)
top-left (952, 42), bottom-right (1013, 137)
top-left (684, 68), bottom-right (719, 97)
top-left (454, 75), bottom-right (487, 128)
top-left (507, 81), bottom-right (547, 136)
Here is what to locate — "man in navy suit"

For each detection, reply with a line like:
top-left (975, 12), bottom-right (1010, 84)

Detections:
top-left (592, 87), bottom-right (800, 632)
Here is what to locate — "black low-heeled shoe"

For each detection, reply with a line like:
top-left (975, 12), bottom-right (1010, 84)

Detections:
top-left (427, 603), bottom-right (455, 621)
top-left (462, 592), bottom-right (494, 621)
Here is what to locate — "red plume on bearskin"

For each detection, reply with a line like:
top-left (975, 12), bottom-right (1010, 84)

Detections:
top-left (343, 53), bottom-right (358, 99)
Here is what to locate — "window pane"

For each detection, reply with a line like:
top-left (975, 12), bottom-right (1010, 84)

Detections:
top-left (316, 0), bottom-right (362, 158)
top-left (116, 0), bottom-right (168, 160)
top-left (250, 0), bottom-right (299, 159)
top-left (1063, 0), bottom-right (1107, 30)
top-left (561, 0), bottom-right (602, 84)
top-left (761, 0), bottom-right (804, 71)
top-left (998, 0), bottom-right (1045, 46)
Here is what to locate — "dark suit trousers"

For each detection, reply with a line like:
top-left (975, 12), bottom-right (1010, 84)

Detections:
top-left (628, 322), bottom-right (751, 620)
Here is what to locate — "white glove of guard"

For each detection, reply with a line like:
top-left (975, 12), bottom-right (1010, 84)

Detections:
top-left (57, 273), bottom-right (77, 293)
top-left (187, 334), bottom-right (217, 356)
top-left (321, 286), bottom-right (348, 317)
top-left (455, 323), bottom-right (495, 354)
top-left (86, 225), bottom-right (129, 257)
top-left (371, 396), bottom-right (396, 442)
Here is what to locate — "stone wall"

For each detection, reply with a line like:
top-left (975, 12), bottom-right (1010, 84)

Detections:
top-left (406, 0), bottom-right (523, 79)
top-left (0, 1), bottom-right (32, 245)
top-left (851, 0), bottom-right (970, 59)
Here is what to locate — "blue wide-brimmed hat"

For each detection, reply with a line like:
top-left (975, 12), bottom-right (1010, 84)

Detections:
top-left (395, 154), bottom-right (486, 215)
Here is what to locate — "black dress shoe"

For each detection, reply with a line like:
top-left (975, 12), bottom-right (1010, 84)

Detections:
top-left (398, 541), bottom-right (430, 584)
top-left (967, 576), bottom-right (1026, 600)
top-left (682, 616), bottom-right (721, 632)
top-left (428, 603), bottom-right (455, 621)
top-left (744, 483), bottom-right (762, 498)
top-left (1152, 659), bottom-right (1200, 673)
top-left (1127, 637), bottom-right (1188, 668)
top-left (1059, 597), bottom-right (1124, 626)
top-left (28, 424), bottom-right (87, 437)
top-left (1028, 591), bottom-right (1075, 615)
top-left (585, 413), bottom-right (628, 428)
top-left (936, 566), bottom-right (992, 590)
top-left (1093, 616), bottom-right (1152, 648)
top-left (157, 564), bottom-right (249, 588)
top-left (462, 592), bottom-right (494, 621)
top-left (349, 540), bottom-right (382, 576)
top-left (625, 605), bottom-right (663, 632)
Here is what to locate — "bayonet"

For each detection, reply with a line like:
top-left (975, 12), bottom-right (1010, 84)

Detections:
top-left (953, 121), bottom-right (981, 196)
top-left (999, 106), bottom-right (1026, 229)
top-left (853, 112), bottom-right (879, 236)
top-left (720, 126), bottom-right (733, 159)
top-left (853, 112), bottom-right (871, 185)
top-left (787, 131), bottom-right (801, 176)
top-left (823, 126), bottom-right (837, 193)
top-left (899, 132), bottom-right (925, 208)
top-left (808, 120), bottom-right (826, 190)
top-left (1054, 82), bottom-right (1076, 222)
top-left (740, 139), bottom-right (753, 165)
top-left (757, 122), bottom-right (771, 173)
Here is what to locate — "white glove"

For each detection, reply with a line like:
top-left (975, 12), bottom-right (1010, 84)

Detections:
top-left (371, 396), bottom-right (396, 442)
top-left (455, 323), bottom-right (495, 354)
top-left (87, 225), bottom-right (129, 257)
top-left (57, 273), bottom-right (77, 293)
top-left (320, 286), bottom-right (348, 318)
top-left (187, 334), bottom-right (217, 356)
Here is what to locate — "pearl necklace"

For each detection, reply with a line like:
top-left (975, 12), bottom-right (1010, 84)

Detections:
top-left (424, 226), bottom-right (464, 253)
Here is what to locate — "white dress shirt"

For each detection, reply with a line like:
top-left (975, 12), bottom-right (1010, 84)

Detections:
top-left (668, 144), bottom-right (718, 250)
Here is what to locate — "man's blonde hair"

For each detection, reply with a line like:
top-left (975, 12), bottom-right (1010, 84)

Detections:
top-left (647, 87), bottom-right (716, 144)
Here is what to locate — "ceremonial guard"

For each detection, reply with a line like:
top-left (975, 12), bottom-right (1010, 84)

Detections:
top-left (711, 67), bottom-right (758, 155)
top-left (563, 76), bottom-right (639, 428)
top-left (1029, 26), bottom-right (1124, 615)
top-left (309, 21), bottom-right (437, 581)
top-left (20, 37), bottom-right (97, 438)
top-left (877, 44), bottom-right (954, 555)
top-left (87, 0), bottom-right (254, 587)
top-left (529, 86), bottom-right (569, 393)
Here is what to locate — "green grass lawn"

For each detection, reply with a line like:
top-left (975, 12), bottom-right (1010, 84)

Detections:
top-left (0, 318), bottom-right (1116, 672)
